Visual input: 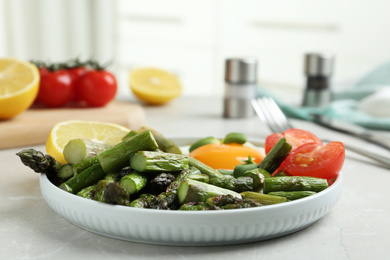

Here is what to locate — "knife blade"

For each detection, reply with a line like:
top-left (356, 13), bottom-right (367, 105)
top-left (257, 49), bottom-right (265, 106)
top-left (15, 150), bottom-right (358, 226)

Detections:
top-left (310, 114), bottom-right (390, 151)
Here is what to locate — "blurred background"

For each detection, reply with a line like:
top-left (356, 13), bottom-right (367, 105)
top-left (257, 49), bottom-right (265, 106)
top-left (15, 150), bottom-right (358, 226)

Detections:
top-left (1, 0), bottom-right (390, 104)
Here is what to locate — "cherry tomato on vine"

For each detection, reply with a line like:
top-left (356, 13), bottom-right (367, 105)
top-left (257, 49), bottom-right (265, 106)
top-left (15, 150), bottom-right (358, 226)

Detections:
top-left (36, 69), bottom-right (74, 107)
top-left (264, 128), bottom-right (323, 154)
top-left (75, 70), bottom-right (117, 107)
top-left (68, 67), bottom-right (90, 80)
top-left (281, 141), bottom-right (345, 181)
top-left (34, 67), bottom-right (50, 104)
top-left (38, 67), bottom-right (49, 77)
top-left (68, 67), bottom-right (90, 101)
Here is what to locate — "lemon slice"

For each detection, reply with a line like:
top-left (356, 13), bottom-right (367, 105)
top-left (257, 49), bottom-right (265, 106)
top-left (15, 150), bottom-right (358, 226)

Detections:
top-left (0, 58), bottom-right (40, 119)
top-left (129, 67), bottom-right (182, 105)
top-left (46, 120), bottom-right (131, 164)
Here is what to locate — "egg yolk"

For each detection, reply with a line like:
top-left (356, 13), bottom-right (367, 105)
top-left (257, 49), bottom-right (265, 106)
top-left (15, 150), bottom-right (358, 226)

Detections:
top-left (189, 143), bottom-right (264, 170)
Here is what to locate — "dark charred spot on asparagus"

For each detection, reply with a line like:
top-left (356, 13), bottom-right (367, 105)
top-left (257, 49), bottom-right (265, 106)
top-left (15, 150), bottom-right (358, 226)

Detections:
top-left (221, 200), bottom-right (262, 209)
top-left (104, 182), bottom-right (130, 206)
top-left (129, 194), bottom-right (156, 208)
top-left (118, 166), bottom-right (134, 179)
top-left (179, 195), bottom-right (262, 210)
top-left (149, 173), bottom-right (176, 194)
top-left (149, 191), bottom-right (179, 210)
top-left (205, 194), bottom-right (244, 207)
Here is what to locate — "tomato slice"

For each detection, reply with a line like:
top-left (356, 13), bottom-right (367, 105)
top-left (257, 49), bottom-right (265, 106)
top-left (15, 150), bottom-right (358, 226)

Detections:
top-left (264, 128), bottom-right (322, 154)
top-left (282, 142), bottom-right (345, 180)
top-left (264, 133), bottom-right (282, 155)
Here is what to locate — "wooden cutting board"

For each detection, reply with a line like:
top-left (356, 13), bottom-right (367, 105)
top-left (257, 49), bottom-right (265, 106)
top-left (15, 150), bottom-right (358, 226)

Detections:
top-left (0, 101), bottom-right (145, 150)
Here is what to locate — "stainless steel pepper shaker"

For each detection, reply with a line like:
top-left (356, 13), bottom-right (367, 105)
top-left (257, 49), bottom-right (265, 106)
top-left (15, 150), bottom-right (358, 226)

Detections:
top-left (302, 52), bottom-right (335, 107)
top-left (223, 57), bottom-right (257, 118)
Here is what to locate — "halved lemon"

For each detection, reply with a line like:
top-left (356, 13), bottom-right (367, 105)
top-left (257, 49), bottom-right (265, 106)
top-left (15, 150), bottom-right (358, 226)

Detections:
top-left (0, 58), bottom-right (40, 119)
top-left (129, 67), bottom-right (182, 105)
top-left (46, 120), bottom-right (131, 164)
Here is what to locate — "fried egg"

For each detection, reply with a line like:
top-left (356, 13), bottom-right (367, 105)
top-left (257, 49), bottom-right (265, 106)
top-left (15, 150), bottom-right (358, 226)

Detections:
top-left (189, 143), bottom-right (264, 170)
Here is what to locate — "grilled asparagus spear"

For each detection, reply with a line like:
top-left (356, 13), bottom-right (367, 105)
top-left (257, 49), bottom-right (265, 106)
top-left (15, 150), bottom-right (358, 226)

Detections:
top-left (188, 157), bottom-right (227, 179)
top-left (268, 191), bottom-right (317, 200)
top-left (165, 166), bottom-right (201, 193)
top-left (129, 194), bottom-right (156, 208)
top-left (72, 157), bottom-right (99, 174)
top-left (119, 172), bottom-right (148, 195)
top-left (93, 179), bottom-right (113, 202)
top-left (263, 176), bottom-right (328, 193)
top-left (233, 163), bottom-right (257, 178)
top-left (209, 176), bottom-right (253, 192)
top-left (59, 164), bottom-right (105, 194)
top-left (130, 151), bottom-right (189, 173)
top-left (76, 185), bottom-right (97, 199)
top-left (258, 137), bottom-right (292, 173)
top-left (187, 174), bottom-right (210, 183)
top-left (242, 168), bottom-right (267, 192)
top-left (63, 138), bottom-right (111, 164)
top-left (97, 130), bottom-right (159, 173)
top-left (205, 194), bottom-right (262, 209)
top-left (148, 173), bottom-right (176, 195)
top-left (179, 194), bottom-right (262, 210)
top-left (145, 167), bottom-right (201, 210)
top-left (16, 149), bottom-right (62, 185)
top-left (137, 126), bottom-right (182, 154)
top-left (149, 191), bottom-right (178, 210)
top-left (178, 202), bottom-right (213, 211)
top-left (240, 191), bottom-right (287, 205)
top-left (104, 182), bottom-right (130, 206)
top-left (141, 167), bottom-right (200, 210)
top-left (177, 179), bottom-right (242, 205)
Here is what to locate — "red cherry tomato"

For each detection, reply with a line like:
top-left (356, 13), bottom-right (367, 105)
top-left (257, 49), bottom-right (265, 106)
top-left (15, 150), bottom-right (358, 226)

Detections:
top-left (68, 67), bottom-right (90, 101)
top-left (282, 142), bottom-right (345, 180)
top-left (38, 67), bottom-right (49, 77)
top-left (75, 70), bottom-right (117, 107)
top-left (34, 67), bottom-right (50, 104)
top-left (264, 128), bottom-right (323, 154)
top-left (68, 67), bottom-right (90, 80)
top-left (36, 69), bottom-right (74, 107)
top-left (264, 133), bottom-right (283, 154)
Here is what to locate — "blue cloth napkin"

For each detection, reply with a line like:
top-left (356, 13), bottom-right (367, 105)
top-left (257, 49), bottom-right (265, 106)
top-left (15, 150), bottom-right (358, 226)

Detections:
top-left (257, 61), bottom-right (390, 131)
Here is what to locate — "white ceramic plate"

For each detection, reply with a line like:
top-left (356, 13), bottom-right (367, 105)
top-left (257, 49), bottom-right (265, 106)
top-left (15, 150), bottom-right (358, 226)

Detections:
top-left (40, 137), bottom-right (342, 246)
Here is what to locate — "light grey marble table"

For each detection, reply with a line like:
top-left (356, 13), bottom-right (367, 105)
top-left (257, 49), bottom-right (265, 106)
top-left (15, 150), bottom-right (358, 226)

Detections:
top-left (1, 96), bottom-right (390, 260)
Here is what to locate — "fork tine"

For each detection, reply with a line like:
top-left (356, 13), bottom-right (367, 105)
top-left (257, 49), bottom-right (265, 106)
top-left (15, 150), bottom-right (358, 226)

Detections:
top-left (255, 98), bottom-right (282, 133)
top-left (253, 97), bottom-right (293, 133)
top-left (251, 99), bottom-right (278, 133)
top-left (263, 97), bottom-right (293, 131)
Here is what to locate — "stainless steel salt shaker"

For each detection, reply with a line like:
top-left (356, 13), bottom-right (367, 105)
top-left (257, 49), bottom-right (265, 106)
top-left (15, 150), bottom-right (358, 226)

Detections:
top-left (223, 58), bottom-right (257, 118)
top-left (302, 53), bottom-right (335, 107)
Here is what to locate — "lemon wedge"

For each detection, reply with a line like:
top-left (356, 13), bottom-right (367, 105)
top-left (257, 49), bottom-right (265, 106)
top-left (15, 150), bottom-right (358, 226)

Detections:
top-left (46, 120), bottom-right (130, 164)
top-left (129, 67), bottom-right (182, 105)
top-left (0, 58), bottom-right (40, 119)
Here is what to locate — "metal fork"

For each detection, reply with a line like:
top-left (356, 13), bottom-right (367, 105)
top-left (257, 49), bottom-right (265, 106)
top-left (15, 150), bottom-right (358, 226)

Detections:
top-left (252, 97), bottom-right (390, 168)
